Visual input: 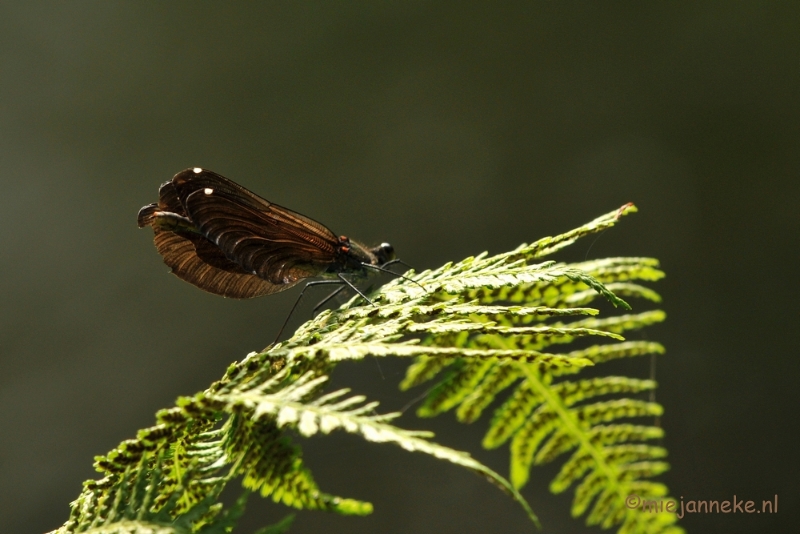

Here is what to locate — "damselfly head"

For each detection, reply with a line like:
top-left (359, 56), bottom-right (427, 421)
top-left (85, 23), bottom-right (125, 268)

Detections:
top-left (372, 242), bottom-right (396, 264)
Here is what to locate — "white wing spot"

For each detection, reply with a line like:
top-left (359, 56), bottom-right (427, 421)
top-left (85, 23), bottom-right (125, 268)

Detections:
top-left (204, 188), bottom-right (213, 195)
top-left (193, 167), bottom-right (203, 174)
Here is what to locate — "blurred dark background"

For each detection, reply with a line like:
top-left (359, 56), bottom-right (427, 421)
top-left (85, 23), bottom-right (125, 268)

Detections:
top-left (1, 2), bottom-right (797, 533)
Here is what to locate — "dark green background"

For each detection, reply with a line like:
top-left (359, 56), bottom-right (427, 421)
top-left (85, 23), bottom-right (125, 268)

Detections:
top-left (1, 2), bottom-right (797, 533)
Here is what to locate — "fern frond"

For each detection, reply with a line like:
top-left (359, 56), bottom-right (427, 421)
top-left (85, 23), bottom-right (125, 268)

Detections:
top-left (56, 202), bottom-right (677, 534)
top-left (399, 354), bottom-right (456, 390)
top-left (456, 362), bottom-right (524, 423)
top-left (398, 204), bottom-right (682, 534)
top-left (213, 370), bottom-right (537, 522)
top-left (61, 449), bottom-right (292, 534)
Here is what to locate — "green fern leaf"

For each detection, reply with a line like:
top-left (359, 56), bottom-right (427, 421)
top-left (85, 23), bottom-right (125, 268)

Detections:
top-left (56, 202), bottom-right (678, 534)
top-left (399, 204), bottom-right (682, 534)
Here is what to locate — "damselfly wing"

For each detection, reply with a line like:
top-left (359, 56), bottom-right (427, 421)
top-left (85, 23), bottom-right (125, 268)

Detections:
top-left (137, 168), bottom-right (397, 300)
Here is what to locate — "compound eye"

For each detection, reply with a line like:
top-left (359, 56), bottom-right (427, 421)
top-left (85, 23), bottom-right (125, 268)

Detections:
top-left (380, 242), bottom-right (395, 260)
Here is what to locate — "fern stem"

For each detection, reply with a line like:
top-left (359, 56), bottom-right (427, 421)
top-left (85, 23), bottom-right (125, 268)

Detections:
top-left (517, 362), bottom-right (642, 527)
top-left (518, 363), bottom-right (611, 475)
